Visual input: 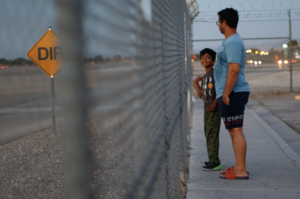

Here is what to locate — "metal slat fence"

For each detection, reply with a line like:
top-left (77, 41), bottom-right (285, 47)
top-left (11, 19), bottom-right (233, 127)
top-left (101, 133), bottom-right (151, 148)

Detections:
top-left (0, 0), bottom-right (193, 198)
top-left (58, 0), bottom-right (193, 198)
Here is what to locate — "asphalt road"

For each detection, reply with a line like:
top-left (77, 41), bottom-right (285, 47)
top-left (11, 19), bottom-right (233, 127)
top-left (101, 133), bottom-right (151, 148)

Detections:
top-left (192, 60), bottom-right (300, 141)
top-left (192, 61), bottom-right (300, 77)
top-left (0, 67), bottom-right (54, 145)
top-left (1, 62), bottom-right (299, 145)
top-left (250, 92), bottom-right (300, 135)
top-left (0, 63), bottom-right (140, 145)
top-left (193, 61), bottom-right (300, 93)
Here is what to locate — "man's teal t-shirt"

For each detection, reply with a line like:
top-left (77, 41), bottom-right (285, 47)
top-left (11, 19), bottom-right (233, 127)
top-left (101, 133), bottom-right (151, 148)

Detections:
top-left (214, 33), bottom-right (250, 98)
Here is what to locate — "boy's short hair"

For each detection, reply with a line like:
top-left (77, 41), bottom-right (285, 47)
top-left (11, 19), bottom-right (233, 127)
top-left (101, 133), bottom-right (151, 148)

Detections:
top-left (200, 48), bottom-right (216, 61)
top-left (218, 8), bottom-right (239, 29)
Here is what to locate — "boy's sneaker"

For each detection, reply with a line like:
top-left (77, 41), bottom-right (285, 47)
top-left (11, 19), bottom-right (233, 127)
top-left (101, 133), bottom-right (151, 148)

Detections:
top-left (202, 161), bottom-right (222, 171)
top-left (203, 161), bottom-right (210, 166)
top-left (203, 160), bottom-right (221, 166)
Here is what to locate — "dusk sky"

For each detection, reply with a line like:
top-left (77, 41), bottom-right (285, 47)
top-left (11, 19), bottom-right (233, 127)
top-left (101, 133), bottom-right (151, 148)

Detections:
top-left (193, 0), bottom-right (300, 54)
top-left (0, 0), bottom-right (56, 60)
top-left (1, 0), bottom-right (300, 59)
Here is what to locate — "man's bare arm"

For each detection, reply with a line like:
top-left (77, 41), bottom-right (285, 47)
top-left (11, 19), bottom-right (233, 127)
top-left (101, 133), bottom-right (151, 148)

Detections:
top-left (222, 63), bottom-right (240, 105)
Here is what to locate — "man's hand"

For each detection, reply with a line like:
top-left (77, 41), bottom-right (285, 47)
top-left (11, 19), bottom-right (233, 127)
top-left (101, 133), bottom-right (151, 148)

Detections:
top-left (222, 95), bottom-right (230, 105)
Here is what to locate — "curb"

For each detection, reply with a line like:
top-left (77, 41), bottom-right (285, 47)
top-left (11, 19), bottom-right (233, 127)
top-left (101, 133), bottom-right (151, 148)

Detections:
top-left (248, 109), bottom-right (300, 170)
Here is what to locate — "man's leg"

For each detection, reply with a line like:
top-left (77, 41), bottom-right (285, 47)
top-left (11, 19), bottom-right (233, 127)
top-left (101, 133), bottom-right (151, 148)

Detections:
top-left (219, 92), bottom-right (250, 177)
top-left (221, 127), bottom-right (248, 177)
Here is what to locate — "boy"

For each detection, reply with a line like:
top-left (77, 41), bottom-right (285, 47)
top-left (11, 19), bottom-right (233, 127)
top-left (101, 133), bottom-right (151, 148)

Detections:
top-left (193, 48), bottom-right (222, 171)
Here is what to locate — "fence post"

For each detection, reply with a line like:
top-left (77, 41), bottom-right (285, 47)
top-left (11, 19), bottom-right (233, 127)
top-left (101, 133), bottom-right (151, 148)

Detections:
top-left (55, 0), bottom-right (92, 198)
top-left (289, 9), bottom-right (293, 92)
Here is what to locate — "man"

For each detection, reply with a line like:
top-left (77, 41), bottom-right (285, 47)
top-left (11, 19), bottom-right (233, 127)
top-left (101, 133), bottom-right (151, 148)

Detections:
top-left (214, 8), bottom-right (250, 180)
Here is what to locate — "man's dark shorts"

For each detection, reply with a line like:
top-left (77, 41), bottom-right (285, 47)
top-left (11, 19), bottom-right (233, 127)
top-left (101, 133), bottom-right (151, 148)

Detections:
top-left (217, 91), bottom-right (250, 129)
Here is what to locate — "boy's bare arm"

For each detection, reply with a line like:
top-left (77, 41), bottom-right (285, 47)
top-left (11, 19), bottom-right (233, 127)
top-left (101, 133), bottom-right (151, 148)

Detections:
top-left (193, 76), bottom-right (203, 97)
top-left (206, 98), bottom-right (217, 111)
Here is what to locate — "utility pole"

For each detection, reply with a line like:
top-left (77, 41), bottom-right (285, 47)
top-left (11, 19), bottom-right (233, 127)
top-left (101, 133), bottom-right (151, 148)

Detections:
top-left (289, 9), bottom-right (293, 92)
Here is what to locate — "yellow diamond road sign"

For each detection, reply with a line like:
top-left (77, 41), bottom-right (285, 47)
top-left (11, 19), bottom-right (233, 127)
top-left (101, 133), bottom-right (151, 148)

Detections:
top-left (27, 28), bottom-right (61, 77)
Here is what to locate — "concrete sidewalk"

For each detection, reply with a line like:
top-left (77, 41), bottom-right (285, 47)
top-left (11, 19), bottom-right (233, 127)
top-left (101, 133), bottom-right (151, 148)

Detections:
top-left (187, 100), bottom-right (300, 199)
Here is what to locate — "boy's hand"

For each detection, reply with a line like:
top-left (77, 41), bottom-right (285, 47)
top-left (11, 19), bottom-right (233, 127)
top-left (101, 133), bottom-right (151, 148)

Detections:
top-left (193, 76), bottom-right (203, 98)
top-left (206, 101), bottom-right (216, 111)
top-left (194, 76), bottom-right (202, 82)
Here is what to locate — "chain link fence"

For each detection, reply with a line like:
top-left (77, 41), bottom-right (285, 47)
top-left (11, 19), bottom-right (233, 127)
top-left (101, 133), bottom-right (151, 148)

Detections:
top-left (0, 0), bottom-right (194, 198)
top-left (192, 9), bottom-right (300, 96)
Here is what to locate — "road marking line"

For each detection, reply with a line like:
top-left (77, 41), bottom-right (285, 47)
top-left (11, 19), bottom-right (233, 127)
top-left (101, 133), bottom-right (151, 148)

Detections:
top-left (282, 118), bottom-right (300, 121)
top-left (0, 107), bottom-right (54, 113)
top-left (188, 188), bottom-right (300, 192)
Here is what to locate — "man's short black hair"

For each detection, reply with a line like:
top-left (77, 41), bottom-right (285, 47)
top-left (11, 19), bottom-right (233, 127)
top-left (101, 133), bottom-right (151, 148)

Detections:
top-left (218, 8), bottom-right (239, 29)
top-left (200, 48), bottom-right (216, 61)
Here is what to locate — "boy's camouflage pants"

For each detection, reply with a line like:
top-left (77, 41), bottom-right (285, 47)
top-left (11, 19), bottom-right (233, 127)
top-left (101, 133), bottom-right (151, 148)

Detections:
top-left (204, 109), bottom-right (221, 162)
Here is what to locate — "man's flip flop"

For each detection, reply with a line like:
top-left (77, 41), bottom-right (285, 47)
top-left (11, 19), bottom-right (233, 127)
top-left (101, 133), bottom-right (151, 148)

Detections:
top-left (220, 169), bottom-right (249, 175)
top-left (220, 166), bottom-right (249, 180)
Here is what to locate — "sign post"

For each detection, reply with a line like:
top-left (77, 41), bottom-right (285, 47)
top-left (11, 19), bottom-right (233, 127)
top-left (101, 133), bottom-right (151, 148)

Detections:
top-left (27, 27), bottom-right (61, 134)
top-left (51, 77), bottom-right (57, 133)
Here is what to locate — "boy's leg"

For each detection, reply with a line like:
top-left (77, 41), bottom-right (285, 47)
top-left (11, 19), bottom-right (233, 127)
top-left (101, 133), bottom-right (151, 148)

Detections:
top-left (204, 110), bottom-right (221, 162)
